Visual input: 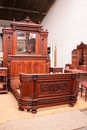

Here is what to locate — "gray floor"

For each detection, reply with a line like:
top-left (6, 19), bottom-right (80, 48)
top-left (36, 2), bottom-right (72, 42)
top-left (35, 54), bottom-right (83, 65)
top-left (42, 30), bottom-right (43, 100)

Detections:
top-left (76, 110), bottom-right (87, 130)
top-left (0, 110), bottom-right (87, 130)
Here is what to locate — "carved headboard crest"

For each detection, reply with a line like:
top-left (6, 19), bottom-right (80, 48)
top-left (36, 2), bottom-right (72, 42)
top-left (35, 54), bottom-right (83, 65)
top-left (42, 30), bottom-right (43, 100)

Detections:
top-left (23, 16), bottom-right (33, 23)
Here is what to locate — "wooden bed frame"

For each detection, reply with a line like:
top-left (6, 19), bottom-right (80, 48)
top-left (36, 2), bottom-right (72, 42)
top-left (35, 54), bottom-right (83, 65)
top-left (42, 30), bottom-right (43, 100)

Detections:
top-left (2, 17), bottom-right (79, 113)
top-left (16, 73), bottom-right (79, 113)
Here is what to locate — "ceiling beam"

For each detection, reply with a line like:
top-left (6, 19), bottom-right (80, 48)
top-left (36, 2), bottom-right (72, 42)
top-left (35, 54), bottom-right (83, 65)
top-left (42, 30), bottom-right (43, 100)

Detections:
top-left (32, 0), bottom-right (44, 21)
top-left (0, 6), bottom-right (46, 15)
top-left (13, 0), bottom-right (16, 8)
top-left (25, 0), bottom-right (30, 10)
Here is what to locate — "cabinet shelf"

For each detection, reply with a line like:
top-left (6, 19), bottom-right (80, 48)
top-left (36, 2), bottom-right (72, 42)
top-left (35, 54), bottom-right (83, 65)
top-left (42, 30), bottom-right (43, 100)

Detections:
top-left (0, 67), bottom-right (8, 94)
top-left (0, 82), bottom-right (7, 84)
top-left (0, 89), bottom-right (8, 94)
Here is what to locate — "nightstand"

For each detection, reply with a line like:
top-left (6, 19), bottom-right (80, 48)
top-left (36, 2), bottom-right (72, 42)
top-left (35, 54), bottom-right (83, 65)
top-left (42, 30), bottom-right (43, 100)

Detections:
top-left (0, 67), bottom-right (8, 94)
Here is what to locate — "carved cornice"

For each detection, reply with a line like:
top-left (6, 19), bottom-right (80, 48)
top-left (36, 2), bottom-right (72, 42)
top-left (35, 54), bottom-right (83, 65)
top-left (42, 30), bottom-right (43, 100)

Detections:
top-left (10, 16), bottom-right (42, 32)
top-left (2, 29), bottom-right (13, 35)
top-left (8, 55), bottom-right (47, 60)
top-left (12, 26), bottom-right (42, 32)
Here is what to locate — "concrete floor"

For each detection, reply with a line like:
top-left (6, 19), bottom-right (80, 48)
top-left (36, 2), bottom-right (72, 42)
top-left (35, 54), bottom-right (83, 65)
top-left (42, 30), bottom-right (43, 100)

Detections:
top-left (0, 109), bottom-right (87, 130)
top-left (0, 91), bottom-right (87, 123)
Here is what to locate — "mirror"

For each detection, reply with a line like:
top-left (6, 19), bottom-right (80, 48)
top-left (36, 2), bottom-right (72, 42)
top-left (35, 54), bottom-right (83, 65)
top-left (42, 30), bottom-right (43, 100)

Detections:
top-left (79, 49), bottom-right (86, 66)
top-left (17, 32), bottom-right (36, 54)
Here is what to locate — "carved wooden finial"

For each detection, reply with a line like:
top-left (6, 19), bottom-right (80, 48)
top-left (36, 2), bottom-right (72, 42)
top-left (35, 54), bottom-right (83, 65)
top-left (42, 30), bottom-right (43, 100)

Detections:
top-left (13, 18), bottom-right (15, 21)
top-left (24, 16), bottom-right (32, 23)
top-left (38, 20), bottom-right (40, 24)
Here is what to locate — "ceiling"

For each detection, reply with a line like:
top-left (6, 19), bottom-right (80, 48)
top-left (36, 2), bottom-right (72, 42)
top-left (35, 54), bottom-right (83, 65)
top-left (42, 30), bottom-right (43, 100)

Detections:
top-left (0, 0), bottom-right (55, 23)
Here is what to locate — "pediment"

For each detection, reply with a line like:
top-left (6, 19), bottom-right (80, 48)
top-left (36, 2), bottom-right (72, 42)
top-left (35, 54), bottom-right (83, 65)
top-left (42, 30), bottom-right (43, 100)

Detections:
top-left (77, 42), bottom-right (87, 49)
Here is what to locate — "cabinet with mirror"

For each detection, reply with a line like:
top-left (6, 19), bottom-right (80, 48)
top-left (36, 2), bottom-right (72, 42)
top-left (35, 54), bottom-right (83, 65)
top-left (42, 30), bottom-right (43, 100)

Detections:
top-left (71, 42), bottom-right (87, 70)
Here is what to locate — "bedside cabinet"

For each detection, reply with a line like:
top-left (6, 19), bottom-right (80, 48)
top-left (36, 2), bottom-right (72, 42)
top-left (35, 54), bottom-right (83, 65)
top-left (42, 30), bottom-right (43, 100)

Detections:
top-left (49, 67), bottom-right (63, 73)
top-left (0, 67), bottom-right (8, 94)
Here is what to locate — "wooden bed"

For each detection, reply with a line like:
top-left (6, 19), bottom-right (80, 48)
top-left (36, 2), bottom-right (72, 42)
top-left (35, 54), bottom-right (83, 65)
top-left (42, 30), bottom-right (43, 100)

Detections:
top-left (2, 16), bottom-right (79, 113)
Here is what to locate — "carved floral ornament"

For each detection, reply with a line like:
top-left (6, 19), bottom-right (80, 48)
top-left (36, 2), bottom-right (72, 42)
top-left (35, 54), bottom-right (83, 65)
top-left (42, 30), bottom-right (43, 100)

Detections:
top-left (40, 82), bottom-right (69, 94)
top-left (13, 16), bottom-right (34, 23)
top-left (23, 16), bottom-right (33, 23)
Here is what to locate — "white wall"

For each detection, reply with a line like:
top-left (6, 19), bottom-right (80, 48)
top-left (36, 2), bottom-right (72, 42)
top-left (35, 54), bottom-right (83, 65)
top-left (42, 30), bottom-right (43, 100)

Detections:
top-left (0, 19), bottom-right (12, 50)
top-left (41, 0), bottom-right (87, 69)
top-left (0, 19), bottom-right (12, 26)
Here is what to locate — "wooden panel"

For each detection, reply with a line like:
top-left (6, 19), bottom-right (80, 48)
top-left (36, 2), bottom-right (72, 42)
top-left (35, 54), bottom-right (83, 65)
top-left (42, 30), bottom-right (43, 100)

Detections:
top-left (9, 59), bottom-right (47, 77)
top-left (37, 80), bottom-right (71, 98)
top-left (33, 62), bottom-right (40, 73)
top-left (26, 62), bottom-right (32, 74)
top-left (40, 62), bottom-right (46, 73)
top-left (19, 62), bottom-right (25, 74)
top-left (20, 81), bottom-right (33, 98)
top-left (11, 62), bottom-right (18, 77)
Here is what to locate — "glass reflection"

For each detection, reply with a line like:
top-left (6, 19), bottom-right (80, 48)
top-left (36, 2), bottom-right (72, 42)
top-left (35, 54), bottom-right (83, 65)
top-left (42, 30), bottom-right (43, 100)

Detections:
top-left (17, 32), bottom-right (36, 54)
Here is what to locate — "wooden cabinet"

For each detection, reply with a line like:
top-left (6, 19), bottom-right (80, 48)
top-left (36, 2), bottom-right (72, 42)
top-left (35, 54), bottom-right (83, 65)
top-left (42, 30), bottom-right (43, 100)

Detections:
top-left (0, 67), bottom-right (8, 93)
top-left (71, 42), bottom-right (87, 70)
top-left (49, 67), bottom-right (63, 73)
top-left (64, 42), bottom-right (87, 76)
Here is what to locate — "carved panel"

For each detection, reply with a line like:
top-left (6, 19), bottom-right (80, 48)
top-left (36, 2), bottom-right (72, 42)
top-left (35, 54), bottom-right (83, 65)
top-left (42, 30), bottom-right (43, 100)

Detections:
top-left (19, 62), bottom-right (25, 74)
top-left (10, 60), bottom-right (46, 77)
top-left (40, 62), bottom-right (46, 73)
top-left (38, 81), bottom-right (70, 96)
top-left (26, 62), bottom-right (32, 74)
top-left (33, 62), bottom-right (40, 73)
top-left (20, 82), bottom-right (32, 97)
top-left (11, 62), bottom-right (18, 77)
